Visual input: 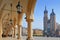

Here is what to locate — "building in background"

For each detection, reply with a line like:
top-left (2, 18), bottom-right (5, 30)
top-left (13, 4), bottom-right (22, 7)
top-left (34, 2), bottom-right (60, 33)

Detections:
top-left (33, 29), bottom-right (43, 36)
top-left (43, 6), bottom-right (57, 37)
top-left (22, 27), bottom-right (43, 36)
top-left (56, 23), bottom-right (60, 36)
top-left (22, 27), bottom-right (27, 36)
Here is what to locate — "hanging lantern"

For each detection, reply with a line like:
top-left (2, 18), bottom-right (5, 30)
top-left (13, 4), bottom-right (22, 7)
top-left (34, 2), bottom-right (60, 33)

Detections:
top-left (16, 1), bottom-right (22, 14)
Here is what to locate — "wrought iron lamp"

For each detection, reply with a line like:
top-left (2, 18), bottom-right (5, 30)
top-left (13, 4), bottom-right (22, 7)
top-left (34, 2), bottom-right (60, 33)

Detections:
top-left (16, 0), bottom-right (22, 14)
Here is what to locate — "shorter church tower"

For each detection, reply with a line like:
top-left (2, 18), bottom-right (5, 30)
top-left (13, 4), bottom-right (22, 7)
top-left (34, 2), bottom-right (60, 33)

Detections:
top-left (50, 9), bottom-right (56, 36)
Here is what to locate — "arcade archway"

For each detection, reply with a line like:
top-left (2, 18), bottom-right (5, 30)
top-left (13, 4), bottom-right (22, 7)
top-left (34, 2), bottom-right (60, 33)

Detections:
top-left (0, 0), bottom-right (36, 40)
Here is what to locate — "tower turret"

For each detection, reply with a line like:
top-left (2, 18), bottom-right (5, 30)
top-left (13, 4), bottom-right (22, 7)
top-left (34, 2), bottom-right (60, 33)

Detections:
top-left (50, 9), bottom-right (55, 16)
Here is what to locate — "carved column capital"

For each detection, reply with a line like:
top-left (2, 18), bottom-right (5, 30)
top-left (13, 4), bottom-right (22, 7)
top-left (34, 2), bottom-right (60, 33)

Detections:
top-left (26, 19), bottom-right (34, 22)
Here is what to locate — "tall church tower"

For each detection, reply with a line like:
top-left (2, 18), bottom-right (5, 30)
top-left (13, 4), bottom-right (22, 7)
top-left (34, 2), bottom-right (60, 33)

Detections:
top-left (50, 9), bottom-right (56, 36)
top-left (43, 6), bottom-right (48, 35)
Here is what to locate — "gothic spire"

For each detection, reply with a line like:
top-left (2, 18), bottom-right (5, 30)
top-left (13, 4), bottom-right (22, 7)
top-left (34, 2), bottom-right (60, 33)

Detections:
top-left (44, 6), bottom-right (48, 13)
top-left (45, 6), bottom-right (46, 10)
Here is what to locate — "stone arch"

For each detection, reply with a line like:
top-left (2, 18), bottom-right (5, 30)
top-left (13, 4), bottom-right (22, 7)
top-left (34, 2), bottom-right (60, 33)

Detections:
top-left (0, 0), bottom-right (37, 40)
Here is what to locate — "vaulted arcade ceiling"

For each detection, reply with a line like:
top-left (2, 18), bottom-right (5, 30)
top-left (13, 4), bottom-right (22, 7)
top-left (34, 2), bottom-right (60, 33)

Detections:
top-left (0, 0), bottom-right (36, 20)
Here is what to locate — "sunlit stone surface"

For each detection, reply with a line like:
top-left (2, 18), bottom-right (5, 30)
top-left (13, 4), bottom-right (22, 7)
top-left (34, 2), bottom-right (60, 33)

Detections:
top-left (2, 36), bottom-right (60, 40)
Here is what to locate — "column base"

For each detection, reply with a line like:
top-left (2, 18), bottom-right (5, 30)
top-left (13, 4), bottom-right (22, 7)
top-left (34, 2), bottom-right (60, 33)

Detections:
top-left (17, 39), bottom-right (21, 40)
top-left (12, 34), bottom-right (15, 38)
top-left (17, 37), bottom-right (21, 40)
top-left (27, 37), bottom-right (33, 40)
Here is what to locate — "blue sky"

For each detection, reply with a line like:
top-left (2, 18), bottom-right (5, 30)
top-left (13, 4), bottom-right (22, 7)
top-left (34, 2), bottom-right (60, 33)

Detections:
top-left (22, 0), bottom-right (60, 30)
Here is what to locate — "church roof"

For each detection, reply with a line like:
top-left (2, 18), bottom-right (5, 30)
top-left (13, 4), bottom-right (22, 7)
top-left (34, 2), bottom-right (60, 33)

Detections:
top-left (50, 9), bottom-right (55, 16)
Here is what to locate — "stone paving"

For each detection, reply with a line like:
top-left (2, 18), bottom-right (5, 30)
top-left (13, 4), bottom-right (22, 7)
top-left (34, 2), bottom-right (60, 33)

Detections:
top-left (1, 36), bottom-right (60, 40)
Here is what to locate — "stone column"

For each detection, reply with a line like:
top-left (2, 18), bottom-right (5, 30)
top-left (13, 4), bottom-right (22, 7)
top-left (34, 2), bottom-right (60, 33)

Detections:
top-left (18, 25), bottom-right (22, 39)
top-left (12, 18), bottom-right (16, 38)
top-left (17, 12), bottom-right (23, 40)
top-left (27, 19), bottom-right (33, 40)
top-left (0, 19), bottom-right (2, 39)
top-left (12, 27), bottom-right (16, 38)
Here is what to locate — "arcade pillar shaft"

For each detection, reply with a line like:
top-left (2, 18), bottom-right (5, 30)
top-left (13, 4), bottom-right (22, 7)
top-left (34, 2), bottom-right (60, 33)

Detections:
top-left (27, 19), bottom-right (33, 40)
top-left (12, 18), bottom-right (16, 38)
top-left (17, 12), bottom-right (23, 40)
